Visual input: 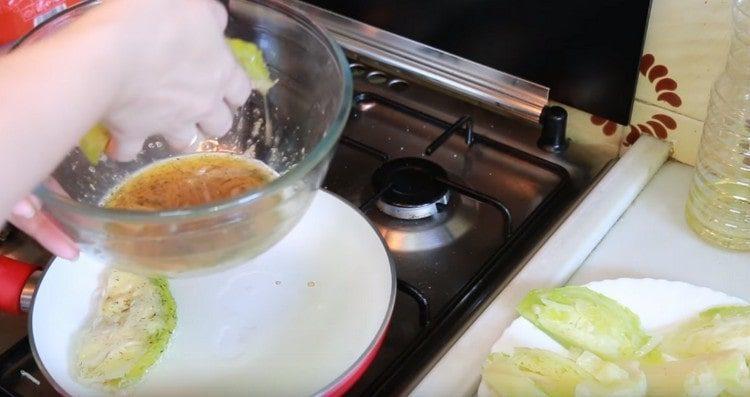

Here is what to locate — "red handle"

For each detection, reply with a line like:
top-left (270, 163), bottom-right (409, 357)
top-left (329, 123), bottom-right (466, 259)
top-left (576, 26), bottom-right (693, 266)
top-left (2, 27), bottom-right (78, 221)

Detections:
top-left (0, 0), bottom-right (82, 45)
top-left (0, 256), bottom-right (39, 315)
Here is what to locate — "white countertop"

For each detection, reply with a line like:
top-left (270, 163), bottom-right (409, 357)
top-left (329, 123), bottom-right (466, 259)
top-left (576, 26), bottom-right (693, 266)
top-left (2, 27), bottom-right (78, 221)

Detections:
top-left (412, 137), bottom-right (673, 396)
top-left (570, 161), bottom-right (750, 300)
top-left (413, 142), bottom-right (750, 397)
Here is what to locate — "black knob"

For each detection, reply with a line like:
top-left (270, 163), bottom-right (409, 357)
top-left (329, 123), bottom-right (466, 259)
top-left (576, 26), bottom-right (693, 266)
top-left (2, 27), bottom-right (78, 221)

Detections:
top-left (538, 106), bottom-right (569, 153)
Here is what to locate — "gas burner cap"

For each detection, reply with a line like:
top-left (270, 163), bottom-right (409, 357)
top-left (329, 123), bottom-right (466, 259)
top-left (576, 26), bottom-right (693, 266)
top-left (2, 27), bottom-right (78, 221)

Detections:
top-left (372, 157), bottom-right (450, 220)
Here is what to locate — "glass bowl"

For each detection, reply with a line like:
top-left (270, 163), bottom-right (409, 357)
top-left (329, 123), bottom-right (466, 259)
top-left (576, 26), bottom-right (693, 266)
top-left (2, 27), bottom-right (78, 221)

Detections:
top-left (22, 0), bottom-right (352, 276)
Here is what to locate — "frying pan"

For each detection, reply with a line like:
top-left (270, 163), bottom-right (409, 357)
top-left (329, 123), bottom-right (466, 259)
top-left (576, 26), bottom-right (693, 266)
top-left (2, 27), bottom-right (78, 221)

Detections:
top-left (0, 191), bottom-right (395, 396)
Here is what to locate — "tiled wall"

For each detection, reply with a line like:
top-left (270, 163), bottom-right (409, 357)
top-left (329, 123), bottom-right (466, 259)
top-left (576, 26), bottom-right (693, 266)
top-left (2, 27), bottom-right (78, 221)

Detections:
top-left (563, 0), bottom-right (733, 166)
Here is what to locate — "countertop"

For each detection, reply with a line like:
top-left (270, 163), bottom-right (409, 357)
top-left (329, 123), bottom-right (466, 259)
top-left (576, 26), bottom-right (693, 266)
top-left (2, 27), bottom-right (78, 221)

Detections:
top-left (412, 136), bottom-right (672, 396)
top-left (413, 142), bottom-right (750, 396)
top-left (570, 161), bottom-right (750, 299)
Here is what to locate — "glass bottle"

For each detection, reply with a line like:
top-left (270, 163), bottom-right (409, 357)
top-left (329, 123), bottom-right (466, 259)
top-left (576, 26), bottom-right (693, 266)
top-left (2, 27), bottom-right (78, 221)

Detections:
top-left (685, 0), bottom-right (750, 250)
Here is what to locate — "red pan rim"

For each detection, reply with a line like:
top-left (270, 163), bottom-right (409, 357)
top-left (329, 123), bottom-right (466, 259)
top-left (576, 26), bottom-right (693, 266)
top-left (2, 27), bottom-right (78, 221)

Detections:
top-left (323, 323), bottom-right (390, 396)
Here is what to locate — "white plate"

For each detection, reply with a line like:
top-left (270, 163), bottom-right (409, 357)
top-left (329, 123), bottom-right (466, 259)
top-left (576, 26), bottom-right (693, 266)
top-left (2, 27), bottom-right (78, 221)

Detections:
top-left (477, 278), bottom-right (748, 397)
top-left (30, 191), bottom-right (395, 396)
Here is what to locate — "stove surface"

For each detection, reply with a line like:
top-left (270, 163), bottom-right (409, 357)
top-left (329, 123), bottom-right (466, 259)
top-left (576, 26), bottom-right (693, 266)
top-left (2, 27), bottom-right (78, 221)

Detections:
top-left (320, 62), bottom-right (602, 395)
top-left (0, 62), bottom-right (608, 397)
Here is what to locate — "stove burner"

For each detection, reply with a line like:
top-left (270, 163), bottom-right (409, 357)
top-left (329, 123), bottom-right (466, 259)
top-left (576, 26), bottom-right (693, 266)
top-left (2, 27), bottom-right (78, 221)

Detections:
top-left (372, 157), bottom-right (450, 220)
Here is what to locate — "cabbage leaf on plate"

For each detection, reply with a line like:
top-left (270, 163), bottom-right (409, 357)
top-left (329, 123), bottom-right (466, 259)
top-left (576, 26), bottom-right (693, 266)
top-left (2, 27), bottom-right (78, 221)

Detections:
top-left (642, 350), bottom-right (750, 397)
top-left (661, 305), bottom-right (750, 360)
top-left (517, 286), bottom-right (656, 360)
top-left (482, 348), bottom-right (646, 397)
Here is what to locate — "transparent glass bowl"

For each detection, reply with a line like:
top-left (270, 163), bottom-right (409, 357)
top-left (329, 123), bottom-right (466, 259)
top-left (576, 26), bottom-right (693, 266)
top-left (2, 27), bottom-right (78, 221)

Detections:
top-left (24, 0), bottom-right (352, 276)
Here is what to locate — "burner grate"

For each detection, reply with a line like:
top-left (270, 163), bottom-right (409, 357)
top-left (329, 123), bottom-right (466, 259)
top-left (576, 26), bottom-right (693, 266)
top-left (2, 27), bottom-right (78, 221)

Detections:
top-left (327, 89), bottom-right (578, 395)
top-left (340, 97), bottom-right (570, 239)
top-left (424, 115), bottom-right (474, 156)
top-left (397, 280), bottom-right (430, 327)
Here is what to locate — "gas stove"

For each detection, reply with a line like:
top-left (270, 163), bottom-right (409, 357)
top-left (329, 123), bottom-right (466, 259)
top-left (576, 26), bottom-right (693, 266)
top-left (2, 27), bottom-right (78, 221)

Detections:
top-left (0, 3), bottom-right (613, 396)
top-left (321, 66), bottom-right (602, 396)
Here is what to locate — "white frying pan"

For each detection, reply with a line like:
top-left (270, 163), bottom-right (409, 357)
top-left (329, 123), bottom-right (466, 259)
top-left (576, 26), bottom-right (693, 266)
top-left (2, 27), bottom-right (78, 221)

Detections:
top-left (1, 191), bottom-right (395, 396)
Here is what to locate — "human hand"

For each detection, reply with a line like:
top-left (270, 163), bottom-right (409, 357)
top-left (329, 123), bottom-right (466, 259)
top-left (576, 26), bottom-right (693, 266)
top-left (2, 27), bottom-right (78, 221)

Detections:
top-left (9, 196), bottom-right (78, 260)
top-left (4, 0), bottom-right (254, 258)
top-left (87, 0), bottom-right (253, 160)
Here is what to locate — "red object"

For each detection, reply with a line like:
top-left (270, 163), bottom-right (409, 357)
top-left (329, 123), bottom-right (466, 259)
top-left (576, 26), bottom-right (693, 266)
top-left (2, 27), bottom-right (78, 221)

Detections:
top-left (657, 92), bottom-right (683, 108)
top-left (653, 114), bottom-right (677, 130)
top-left (0, 0), bottom-right (81, 45)
top-left (0, 256), bottom-right (38, 315)
top-left (648, 65), bottom-right (669, 83)
top-left (325, 324), bottom-right (389, 396)
top-left (655, 78), bottom-right (678, 93)
top-left (639, 54), bottom-right (655, 76)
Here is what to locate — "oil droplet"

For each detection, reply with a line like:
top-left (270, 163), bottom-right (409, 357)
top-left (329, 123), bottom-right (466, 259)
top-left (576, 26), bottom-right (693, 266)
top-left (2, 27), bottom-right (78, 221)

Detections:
top-left (307, 281), bottom-right (316, 287)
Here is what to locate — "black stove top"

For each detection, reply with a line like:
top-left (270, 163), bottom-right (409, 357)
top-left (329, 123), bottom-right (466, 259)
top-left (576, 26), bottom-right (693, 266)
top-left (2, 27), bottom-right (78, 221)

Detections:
top-left (320, 63), bottom-right (591, 395)
top-left (0, 60), bottom-right (602, 397)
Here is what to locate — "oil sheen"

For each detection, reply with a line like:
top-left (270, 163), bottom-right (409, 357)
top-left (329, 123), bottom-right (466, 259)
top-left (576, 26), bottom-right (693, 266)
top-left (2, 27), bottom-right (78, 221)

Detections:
top-left (103, 153), bottom-right (277, 210)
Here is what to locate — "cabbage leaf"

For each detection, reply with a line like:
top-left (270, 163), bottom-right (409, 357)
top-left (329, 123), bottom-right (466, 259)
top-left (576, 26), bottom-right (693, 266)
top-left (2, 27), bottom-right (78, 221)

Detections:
top-left (227, 38), bottom-right (276, 95)
top-left (482, 348), bottom-right (646, 397)
top-left (75, 270), bottom-right (177, 390)
top-left (642, 350), bottom-right (750, 397)
top-left (79, 123), bottom-right (110, 165)
top-left (517, 286), bottom-right (656, 360)
top-left (661, 305), bottom-right (750, 359)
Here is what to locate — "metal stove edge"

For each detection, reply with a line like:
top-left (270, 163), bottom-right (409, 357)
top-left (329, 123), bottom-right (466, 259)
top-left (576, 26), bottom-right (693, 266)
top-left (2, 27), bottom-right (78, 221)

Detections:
top-left (283, 0), bottom-right (549, 124)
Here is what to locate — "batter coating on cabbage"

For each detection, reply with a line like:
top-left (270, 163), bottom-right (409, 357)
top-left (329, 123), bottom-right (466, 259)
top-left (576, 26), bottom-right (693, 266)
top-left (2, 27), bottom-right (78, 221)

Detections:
top-left (74, 270), bottom-right (177, 390)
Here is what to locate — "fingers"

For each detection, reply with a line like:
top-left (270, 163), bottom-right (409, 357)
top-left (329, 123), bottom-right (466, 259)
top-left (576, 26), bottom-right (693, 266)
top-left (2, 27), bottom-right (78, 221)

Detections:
top-left (10, 199), bottom-right (79, 260)
top-left (198, 101), bottom-right (234, 137)
top-left (163, 124), bottom-right (201, 151)
top-left (11, 196), bottom-right (40, 220)
top-left (205, 0), bottom-right (229, 30)
top-left (100, 0), bottom-right (246, 161)
top-left (107, 130), bottom-right (146, 162)
top-left (224, 65), bottom-right (253, 109)
top-left (43, 178), bottom-right (70, 198)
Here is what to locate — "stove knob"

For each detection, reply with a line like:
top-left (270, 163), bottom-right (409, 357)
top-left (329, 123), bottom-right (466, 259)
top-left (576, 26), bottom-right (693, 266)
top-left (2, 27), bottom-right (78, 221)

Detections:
top-left (538, 106), bottom-right (569, 153)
